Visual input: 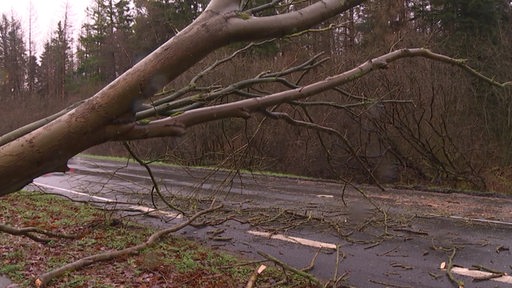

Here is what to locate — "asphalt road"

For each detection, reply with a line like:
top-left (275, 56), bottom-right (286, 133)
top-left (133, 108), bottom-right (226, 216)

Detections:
top-left (24, 156), bottom-right (512, 288)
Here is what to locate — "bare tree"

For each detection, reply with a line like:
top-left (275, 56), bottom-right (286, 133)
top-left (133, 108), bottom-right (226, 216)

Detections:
top-left (0, 0), bottom-right (509, 196)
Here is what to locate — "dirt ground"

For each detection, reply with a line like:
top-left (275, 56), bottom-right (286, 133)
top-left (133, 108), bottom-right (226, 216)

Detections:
top-left (367, 185), bottom-right (512, 223)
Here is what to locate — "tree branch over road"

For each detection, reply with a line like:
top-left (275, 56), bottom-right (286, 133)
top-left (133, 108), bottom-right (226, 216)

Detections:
top-left (0, 0), bottom-right (363, 196)
top-left (111, 48), bottom-right (510, 141)
top-left (0, 0), bottom-right (509, 196)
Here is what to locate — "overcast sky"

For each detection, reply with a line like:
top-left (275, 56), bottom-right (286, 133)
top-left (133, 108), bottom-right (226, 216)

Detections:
top-left (0, 0), bottom-right (92, 55)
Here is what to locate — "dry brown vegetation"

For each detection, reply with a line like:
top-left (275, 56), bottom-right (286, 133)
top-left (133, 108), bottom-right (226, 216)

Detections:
top-left (84, 42), bottom-right (512, 194)
top-left (0, 191), bottom-right (317, 288)
top-left (2, 0), bottom-right (512, 193)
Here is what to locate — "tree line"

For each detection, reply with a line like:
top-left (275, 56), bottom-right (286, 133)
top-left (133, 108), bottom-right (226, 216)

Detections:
top-left (2, 0), bottom-right (512, 191)
top-left (0, 0), bottom-right (206, 98)
top-left (1, 0), bottom-right (507, 98)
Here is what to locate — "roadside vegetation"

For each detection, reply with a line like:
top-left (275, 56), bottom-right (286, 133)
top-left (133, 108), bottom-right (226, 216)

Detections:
top-left (1, 0), bottom-right (511, 287)
top-left (0, 191), bottom-right (316, 288)
top-left (2, 0), bottom-right (512, 194)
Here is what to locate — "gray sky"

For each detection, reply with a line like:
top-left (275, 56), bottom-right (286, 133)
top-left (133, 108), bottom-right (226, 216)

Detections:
top-left (0, 0), bottom-right (92, 55)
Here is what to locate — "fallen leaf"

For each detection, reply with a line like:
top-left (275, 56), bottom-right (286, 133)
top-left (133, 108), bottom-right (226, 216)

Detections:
top-left (440, 262), bottom-right (446, 269)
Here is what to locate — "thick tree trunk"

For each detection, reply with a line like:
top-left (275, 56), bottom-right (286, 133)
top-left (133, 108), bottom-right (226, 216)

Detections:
top-left (0, 10), bottom-right (231, 196)
top-left (0, 0), bottom-right (364, 196)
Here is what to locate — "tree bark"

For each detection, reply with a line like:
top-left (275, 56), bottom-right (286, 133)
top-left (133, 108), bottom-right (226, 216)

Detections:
top-left (0, 6), bottom-right (232, 195)
top-left (0, 0), bottom-right (364, 196)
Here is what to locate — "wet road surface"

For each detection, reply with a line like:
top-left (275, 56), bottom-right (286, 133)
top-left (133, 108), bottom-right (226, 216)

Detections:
top-left (26, 156), bottom-right (512, 288)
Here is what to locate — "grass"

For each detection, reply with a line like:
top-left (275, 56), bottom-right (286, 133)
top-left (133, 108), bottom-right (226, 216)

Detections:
top-left (0, 191), bottom-right (315, 288)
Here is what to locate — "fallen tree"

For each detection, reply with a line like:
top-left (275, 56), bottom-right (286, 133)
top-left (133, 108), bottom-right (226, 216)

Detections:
top-left (0, 0), bottom-right (509, 196)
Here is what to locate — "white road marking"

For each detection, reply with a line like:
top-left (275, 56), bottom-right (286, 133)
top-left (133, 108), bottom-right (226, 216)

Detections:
top-left (33, 182), bottom-right (182, 219)
top-left (447, 267), bottom-right (512, 284)
top-left (447, 215), bottom-right (512, 226)
top-left (34, 182), bottom-right (115, 202)
top-left (247, 230), bottom-right (337, 249)
top-left (316, 194), bottom-right (334, 198)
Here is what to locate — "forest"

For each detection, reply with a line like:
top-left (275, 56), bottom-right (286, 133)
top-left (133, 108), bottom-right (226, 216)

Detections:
top-left (1, 0), bottom-right (512, 192)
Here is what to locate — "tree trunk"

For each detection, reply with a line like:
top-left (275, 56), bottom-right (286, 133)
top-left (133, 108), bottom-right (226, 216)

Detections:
top-left (0, 10), bottom-right (231, 195)
top-left (0, 0), bottom-right (364, 196)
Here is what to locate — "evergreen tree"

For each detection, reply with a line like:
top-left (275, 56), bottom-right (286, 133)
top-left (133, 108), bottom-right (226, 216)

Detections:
top-left (0, 14), bottom-right (26, 98)
top-left (132, 0), bottom-right (206, 58)
top-left (414, 0), bottom-right (510, 46)
top-left (38, 20), bottom-right (72, 98)
top-left (113, 0), bottom-right (135, 73)
top-left (26, 54), bottom-right (38, 95)
top-left (77, 0), bottom-right (134, 83)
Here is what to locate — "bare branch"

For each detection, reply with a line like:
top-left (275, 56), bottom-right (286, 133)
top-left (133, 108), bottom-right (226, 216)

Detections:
top-left (0, 223), bottom-right (77, 244)
top-left (293, 99), bottom-right (413, 110)
top-left (135, 52), bottom-right (328, 120)
top-left (0, 100), bottom-right (84, 147)
top-left (261, 109), bottom-right (385, 189)
top-left (117, 48), bottom-right (508, 141)
top-left (443, 248), bottom-right (465, 288)
top-left (35, 204), bottom-right (222, 288)
top-left (123, 142), bottom-right (186, 214)
top-left (245, 264), bottom-right (267, 288)
top-left (229, 0), bottom-right (365, 41)
top-left (258, 251), bottom-right (323, 287)
top-left (245, 0), bottom-right (283, 14)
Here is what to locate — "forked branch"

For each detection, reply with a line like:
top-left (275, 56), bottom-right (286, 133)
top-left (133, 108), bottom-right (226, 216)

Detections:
top-left (115, 48), bottom-right (510, 141)
top-left (35, 204), bottom-right (222, 288)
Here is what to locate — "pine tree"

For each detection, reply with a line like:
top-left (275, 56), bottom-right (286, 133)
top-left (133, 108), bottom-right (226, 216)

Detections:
top-left (0, 14), bottom-right (26, 98)
top-left (132, 0), bottom-right (206, 58)
top-left (77, 0), bottom-right (134, 83)
top-left (38, 20), bottom-right (72, 98)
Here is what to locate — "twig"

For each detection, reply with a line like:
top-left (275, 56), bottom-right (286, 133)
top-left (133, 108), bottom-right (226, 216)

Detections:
top-left (471, 264), bottom-right (505, 275)
top-left (0, 223), bottom-right (77, 243)
top-left (329, 244), bottom-right (347, 287)
top-left (245, 264), bottom-right (267, 288)
top-left (218, 259), bottom-right (267, 270)
top-left (123, 142), bottom-right (185, 215)
top-left (364, 240), bottom-right (383, 250)
top-left (495, 245), bottom-right (509, 253)
top-left (302, 247), bottom-right (321, 272)
top-left (258, 251), bottom-right (323, 287)
top-left (429, 272), bottom-right (443, 279)
top-left (393, 227), bottom-right (428, 235)
top-left (369, 279), bottom-right (413, 288)
top-left (391, 262), bottom-right (413, 270)
top-left (443, 248), bottom-right (464, 288)
top-left (35, 204), bottom-right (222, 288)
top-left (472, 273), bottom-right (506, 281)
top-left (378, 245), bottom-right (400, 256)
top-left (470, 265), bottom-right (506, 281)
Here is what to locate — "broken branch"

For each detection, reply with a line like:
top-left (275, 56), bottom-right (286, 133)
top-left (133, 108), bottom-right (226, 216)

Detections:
top-left (0, 223), bottom-right (77, 244)
top-left (258, 251), bottom-right (323, 287)
top-left (35, 204), bottom-right (222, 288)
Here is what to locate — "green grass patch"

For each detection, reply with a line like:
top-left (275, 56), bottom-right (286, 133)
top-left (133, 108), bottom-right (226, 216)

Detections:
top-left (0, 191), bottom-right (315, 287)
